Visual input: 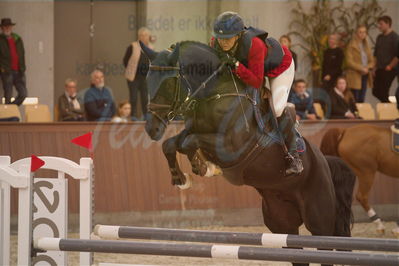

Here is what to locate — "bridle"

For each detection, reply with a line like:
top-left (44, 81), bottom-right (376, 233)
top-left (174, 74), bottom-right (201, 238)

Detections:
top-left (146, 64), bottom-right (185, 127)
top-left (147, 61), bottom-right (256, 127)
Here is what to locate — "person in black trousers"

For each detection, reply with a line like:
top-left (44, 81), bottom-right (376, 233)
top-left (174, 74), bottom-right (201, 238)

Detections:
top-left (373, 16), bottom-right (399, 103)
top-left (0, 18), bottom-right (27, 105)
top-left (395, 39), bottom-right (399, 109)
top-left (321, 33), bottom-right (344, 91)
top-left (123, 27), bottom-right (151, 120)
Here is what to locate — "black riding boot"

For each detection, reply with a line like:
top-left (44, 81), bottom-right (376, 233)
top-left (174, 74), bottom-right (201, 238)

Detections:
top-left (277, 109), bottom-right (304, 176)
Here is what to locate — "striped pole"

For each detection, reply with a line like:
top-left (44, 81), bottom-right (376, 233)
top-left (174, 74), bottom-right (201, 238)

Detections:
top-left (35, 237), bottom-right (399, 266)
top-left (94, 225), bottom-right (399, 252)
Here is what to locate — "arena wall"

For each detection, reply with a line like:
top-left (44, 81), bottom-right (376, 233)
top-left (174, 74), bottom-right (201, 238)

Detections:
top-left (1, 120), bottom-right (398, 227)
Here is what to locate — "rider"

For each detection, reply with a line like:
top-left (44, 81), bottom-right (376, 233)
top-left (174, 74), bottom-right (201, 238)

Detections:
top-left (210, 11), bottom-right (303, 176)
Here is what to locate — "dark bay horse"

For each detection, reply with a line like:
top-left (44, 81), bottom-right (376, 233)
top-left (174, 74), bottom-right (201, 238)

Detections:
top-left (321, 124), bottom-right (399, 236)
top-left (141, 41), bottom-right (355, 265)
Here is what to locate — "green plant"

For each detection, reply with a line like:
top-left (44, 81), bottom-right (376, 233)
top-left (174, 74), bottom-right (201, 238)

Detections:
top-left (289, 0), bottom-right (341, 72)
top-left (335, 0), bottom-right (386, 45)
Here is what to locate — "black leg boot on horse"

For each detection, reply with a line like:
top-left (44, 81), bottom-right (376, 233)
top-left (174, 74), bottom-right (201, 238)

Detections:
top-left (278, 105), bottom-right (304, 176)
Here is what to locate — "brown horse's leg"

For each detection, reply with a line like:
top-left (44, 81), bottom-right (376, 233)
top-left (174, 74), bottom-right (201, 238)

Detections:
top-left (354, 168), bottom-right (386, 233)
top-left (256, 188), bottom-right (308, 266)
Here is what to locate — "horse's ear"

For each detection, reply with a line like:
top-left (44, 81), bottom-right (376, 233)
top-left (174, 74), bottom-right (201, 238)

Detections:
top-left (139, 41), bottom-right (158, 62)
top-left (167, 42), bottom-right (180, 66)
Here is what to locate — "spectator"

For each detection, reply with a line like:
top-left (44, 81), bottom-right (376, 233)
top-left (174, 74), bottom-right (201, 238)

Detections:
top-left (328, 76), bottom-right (359, 119)
top-left (84, 70), bottom-right (116, 121)
top-left (0, 116), bottom-right (19, 122)
top-left (321, 33), bottom-right (344, 91)
top-left (288, 79), bottom-right (318, 121)
top-left (112, 100), bottom-right (131, 123)
top-left (123, 27), bottom-right (151, 121)
top-left (373, 15), bottom-right (399, 103)
top-left (279, 35), bottom-right (297, 71)
top-left (396, 41), bottom-right (399, 109)
top-left (0, 18), bottom-right (27, 105)
top-left (346, 25), bottom-right (375, 103)
top-left (58, 78), bottom-right (85, 121)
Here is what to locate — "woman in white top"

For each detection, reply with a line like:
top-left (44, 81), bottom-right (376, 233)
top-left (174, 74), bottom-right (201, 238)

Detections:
top-left (112, 100), bottom-right (132, 123)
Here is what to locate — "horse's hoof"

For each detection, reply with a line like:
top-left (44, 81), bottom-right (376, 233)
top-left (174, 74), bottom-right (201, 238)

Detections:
top-left (204, 162), bottom-right (222, 177)
top-left (171, 175), bottom-right (183, 186)
top-left (178, 173), bottom-right (192, 190)
top-left (392, 228), bottom-right (399, 238)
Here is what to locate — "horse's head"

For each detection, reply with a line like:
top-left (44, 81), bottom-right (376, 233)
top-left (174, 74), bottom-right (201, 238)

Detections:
top-left (140, 41), bottom-right (183, 140)
top-left (141, 41), bottom-right (221, 141)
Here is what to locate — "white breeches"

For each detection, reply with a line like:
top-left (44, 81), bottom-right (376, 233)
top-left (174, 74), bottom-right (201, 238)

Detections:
top-left (268, 60), bottom-right (295, 117)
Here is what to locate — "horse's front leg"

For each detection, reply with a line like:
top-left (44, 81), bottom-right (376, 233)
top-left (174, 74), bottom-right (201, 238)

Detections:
top-left (162, 134), bottom-right (189, 187)
top-left (179, 133), bottom-right (223, 177)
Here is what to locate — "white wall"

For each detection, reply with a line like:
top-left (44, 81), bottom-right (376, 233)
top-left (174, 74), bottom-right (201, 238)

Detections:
top-left (0, 0), bottom-right (54, 115)
top-left (146, 0), bottom-right (209, 50)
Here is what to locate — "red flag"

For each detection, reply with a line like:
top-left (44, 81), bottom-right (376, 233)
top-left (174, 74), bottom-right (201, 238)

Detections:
top-left (31, 155), bottom-right (45, 172)
top-left (71, 132), bottom-right (93, 151)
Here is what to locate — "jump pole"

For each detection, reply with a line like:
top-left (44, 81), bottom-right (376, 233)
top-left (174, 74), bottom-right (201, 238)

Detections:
top-left (35, 237), bottom-right (399, 266)
top-left (94, 225), bottom-right (399, 252)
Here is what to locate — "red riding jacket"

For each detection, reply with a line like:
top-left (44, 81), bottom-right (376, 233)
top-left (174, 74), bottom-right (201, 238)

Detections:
top-left (211, 36), bottom-right (292, 89)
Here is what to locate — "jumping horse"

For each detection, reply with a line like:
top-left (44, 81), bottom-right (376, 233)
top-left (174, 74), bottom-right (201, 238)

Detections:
top-left (140, 41), bottom-right (355, 266)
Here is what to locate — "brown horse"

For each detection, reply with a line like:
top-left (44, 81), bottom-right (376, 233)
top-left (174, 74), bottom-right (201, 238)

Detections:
top-left (320, 124), bottom-right (399, 235)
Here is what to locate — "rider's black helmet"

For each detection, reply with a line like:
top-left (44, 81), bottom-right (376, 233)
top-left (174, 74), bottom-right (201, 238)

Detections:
top-left (213, 11), bottom-right (245, 39)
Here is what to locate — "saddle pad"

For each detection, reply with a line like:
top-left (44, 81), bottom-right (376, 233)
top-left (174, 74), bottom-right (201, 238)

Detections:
top-left (391, 125), bottom-right (399, 154)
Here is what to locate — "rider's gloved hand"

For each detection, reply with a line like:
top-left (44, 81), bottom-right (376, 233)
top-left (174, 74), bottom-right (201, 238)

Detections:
top-left (219, 52), bottom-right (238, 69)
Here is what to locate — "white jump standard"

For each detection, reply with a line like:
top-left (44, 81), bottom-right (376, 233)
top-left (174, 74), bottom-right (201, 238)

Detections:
top-left (2, 155), bottom-right (399, 265)
top-left (95, 225), bottom-right (399, 252)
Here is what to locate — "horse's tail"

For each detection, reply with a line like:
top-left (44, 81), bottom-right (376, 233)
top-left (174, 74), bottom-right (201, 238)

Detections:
top-left (320, 128), bottom-right (345, 156)
top-left (325, 155), bottom-right (356, 237)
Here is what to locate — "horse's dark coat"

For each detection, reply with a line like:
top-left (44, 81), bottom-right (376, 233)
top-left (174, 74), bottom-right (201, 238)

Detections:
top-left (142, 41), bottom-right (355, 266)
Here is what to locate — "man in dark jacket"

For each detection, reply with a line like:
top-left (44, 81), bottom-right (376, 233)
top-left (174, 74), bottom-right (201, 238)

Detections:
top-left (84, 70), bottom-right (115, 121)
top-left (58, 78), bottom-right (85, 121)
top-left (321, 34), bottom-right (344, 91)
top-left (373, 16), bottom-right (399, 103)
top-left (395, 40), bottom-right (399, 109)
top-left (0, 18), bottom-right (27, 105)
top-left (288, 79), bottom-right (318, 120)
top-left (123, 27), bottom-right (151, 120)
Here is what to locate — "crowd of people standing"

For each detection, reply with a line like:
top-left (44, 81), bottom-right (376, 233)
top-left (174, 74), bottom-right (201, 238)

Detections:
top-left (1, 14), bottom-right (398, 122)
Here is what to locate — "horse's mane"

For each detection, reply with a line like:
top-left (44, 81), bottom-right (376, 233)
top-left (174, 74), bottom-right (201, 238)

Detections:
top-left (179, 40), bottom-right (218, 55)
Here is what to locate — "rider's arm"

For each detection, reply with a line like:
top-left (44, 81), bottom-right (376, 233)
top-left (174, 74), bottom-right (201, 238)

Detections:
top-left (234, 37), bottom-right (266, 89)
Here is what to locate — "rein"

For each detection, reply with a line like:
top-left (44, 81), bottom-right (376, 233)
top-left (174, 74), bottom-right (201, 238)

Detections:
top-left (147, 60), bottom-right (256, 126)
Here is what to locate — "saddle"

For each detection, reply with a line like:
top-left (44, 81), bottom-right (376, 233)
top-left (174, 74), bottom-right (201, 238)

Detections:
top-left (252, 88), bottom-right (306, 154)
top-left (391, 119), bottom-right (399, 154)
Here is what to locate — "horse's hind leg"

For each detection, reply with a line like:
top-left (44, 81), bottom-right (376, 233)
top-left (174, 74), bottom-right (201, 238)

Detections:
top-left (256, 188), bottom-right (308, 266)
top-left (353, 167), bottom-right (386, 234)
